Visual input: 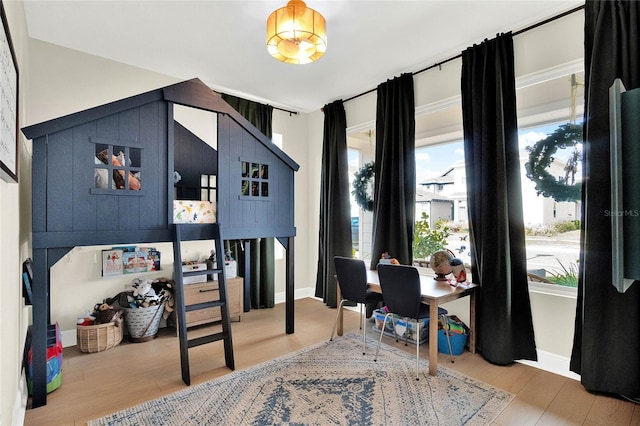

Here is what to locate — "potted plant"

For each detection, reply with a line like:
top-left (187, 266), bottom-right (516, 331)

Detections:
top-left (412, 212), bottom-right (450, 266)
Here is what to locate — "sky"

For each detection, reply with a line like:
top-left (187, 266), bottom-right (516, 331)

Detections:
top-left (415, 142), bottom-right (464, 183)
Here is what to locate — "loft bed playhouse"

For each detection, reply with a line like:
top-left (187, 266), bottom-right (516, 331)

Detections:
top-left (21, 78), bottom-right (300, 407)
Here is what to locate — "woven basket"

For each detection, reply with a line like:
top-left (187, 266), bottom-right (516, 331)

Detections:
top-left (123, 303), bottom-right (165, 343)
top-left (77, 321), bottom-right (123, 353)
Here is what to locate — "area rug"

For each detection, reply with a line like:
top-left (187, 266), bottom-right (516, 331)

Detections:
top-left (89, 333), bottom-right (513, 425)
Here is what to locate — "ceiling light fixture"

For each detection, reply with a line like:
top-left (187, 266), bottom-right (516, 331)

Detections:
top-left (266, 0), bottom-right (326, 65)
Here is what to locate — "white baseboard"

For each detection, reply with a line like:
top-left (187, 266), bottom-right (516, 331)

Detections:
top-left (274, 287), bottom-right (316, 304)
top-left (518, 349), bottom-right (581, 381)
top-left (13, 370), bottom-right (28, 426)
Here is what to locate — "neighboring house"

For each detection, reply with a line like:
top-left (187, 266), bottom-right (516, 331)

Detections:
top-left (419, 153), bottom-right (580, 228)
top-left (415, 188), bottom-right (454, 228)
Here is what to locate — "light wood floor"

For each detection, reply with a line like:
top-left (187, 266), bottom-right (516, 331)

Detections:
top-left (25, 297), bottom-right (640, 426)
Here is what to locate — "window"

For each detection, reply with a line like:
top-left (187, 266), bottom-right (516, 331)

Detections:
top-left (201, 174), bottom-right (216, 202)
top-left (241, 161), bottom-right (269, 198)
top-left (348, 148), bottom-right (361, 256)
top-left (272, 132), bottom-right (283, 149)
top-left (411, 68), bottom-right (583, 292)
top-left (92, 137), bottom-right (143, 194)
top-left (515, 67), bottom-right (584, 290)
top-left (416, 140), bottom-right (468, 261)
top-left (518, 121), bottom-right (581, 288)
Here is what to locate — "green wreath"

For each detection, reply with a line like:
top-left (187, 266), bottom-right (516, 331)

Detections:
top-left (524, 123), bottom-right (582, 202)
top-left (352, 162), bottom-right (375, 212)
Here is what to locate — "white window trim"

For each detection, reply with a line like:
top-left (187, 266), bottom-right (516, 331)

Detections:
top-left (528, 280), bottom-right (577, 298)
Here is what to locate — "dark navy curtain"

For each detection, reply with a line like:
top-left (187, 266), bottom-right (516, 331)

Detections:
top-left (315, 100), bottom-right (352, 308)
top-left (221, 94), bottom-right (275, 309)
top-left (371, 73), bottom-right (416, 268)
top-left (570, 1), bottom-right (640, 400)
top-left (461, 33), bottom-right (537, 365)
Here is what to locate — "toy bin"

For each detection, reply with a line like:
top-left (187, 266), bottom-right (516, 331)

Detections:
top-left (123, 303), bottom-right (165, 342)
top-left (437, 315), bottom-right (469, 355)
top-left (77, 319), bottom-right (123, 353)
top-left (372, 308), bottom-right (429, 344)
top-left (26, 323), bottom-right (63, 395)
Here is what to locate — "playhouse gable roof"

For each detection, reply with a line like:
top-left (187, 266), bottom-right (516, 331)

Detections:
top-left (22, 78), bottom-right (299, 171)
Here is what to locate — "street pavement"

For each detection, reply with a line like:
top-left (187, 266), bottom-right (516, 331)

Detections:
top-left (446, 230), bottom-right (580, 279)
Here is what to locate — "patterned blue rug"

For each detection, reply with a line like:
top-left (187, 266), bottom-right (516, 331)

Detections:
top-left (89, 333), bottom-right (513, 425)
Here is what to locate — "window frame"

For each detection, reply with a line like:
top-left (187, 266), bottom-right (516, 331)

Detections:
top-left (90, 136), bottom-right (145, 196)
top-left (239, 158), bottom-right (270, 201)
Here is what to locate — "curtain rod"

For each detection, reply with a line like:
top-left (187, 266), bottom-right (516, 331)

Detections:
top-left (343, 4), bottom-right (585, 104)
top-left (273, 105), bottom-right (298, 115)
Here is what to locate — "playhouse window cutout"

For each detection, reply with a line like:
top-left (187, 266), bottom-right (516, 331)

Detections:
top-left (240, 161), bottom-right (269, 198)
top-left (93, 141), bottom-right (142, 193)
top-left (200, 174), bottom-right (216, 202)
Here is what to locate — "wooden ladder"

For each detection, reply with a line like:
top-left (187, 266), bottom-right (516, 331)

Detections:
top-left (172, 223), bottom-right (235, 385)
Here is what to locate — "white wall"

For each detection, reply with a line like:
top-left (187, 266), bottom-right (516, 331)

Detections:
top-left (25, 39), bottom-right (180, 126)
top-left (2, 1), bottom-right (32, 424)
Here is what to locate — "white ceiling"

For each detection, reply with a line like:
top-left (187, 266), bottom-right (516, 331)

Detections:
top-left (22, 1), bottom-right (583, 114)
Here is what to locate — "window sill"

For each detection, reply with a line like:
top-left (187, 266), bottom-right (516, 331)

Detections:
top-left (528, 281), bottom-right (577, 299)
top-left (91, 188), bottom-right (146, 196)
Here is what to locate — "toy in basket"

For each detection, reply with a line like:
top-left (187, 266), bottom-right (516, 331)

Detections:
top-left (77, 318), bottom-right (124, 353)
top-left (123, 303), bottom-right (165, 342)
top-left (76, 305), bottom-right (124, 353)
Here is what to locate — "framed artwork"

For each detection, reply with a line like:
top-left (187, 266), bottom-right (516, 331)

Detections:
top-left (0, 1), bottom-right (18, 183)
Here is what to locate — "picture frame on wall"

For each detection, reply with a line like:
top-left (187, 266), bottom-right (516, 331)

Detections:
top-left (0, 0), bottom-right (19, 183)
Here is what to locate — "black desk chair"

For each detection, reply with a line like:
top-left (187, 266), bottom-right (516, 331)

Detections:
top-left (330, 256), bottom-right (384, 355)
top-left (374, 263), bottom-right (448, 380)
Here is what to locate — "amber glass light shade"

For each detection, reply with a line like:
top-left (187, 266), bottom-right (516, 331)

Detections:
top-left (266, 0), bottom-right (327, 64)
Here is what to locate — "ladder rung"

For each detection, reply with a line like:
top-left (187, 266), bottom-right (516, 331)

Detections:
top-left (187, 332), bottom-right (228, 348)
top-left (185, 301), bottom-right (224, 312)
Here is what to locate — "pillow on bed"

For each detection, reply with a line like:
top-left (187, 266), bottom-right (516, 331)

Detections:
top-left (173, 200), bottom-right (216, 223)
